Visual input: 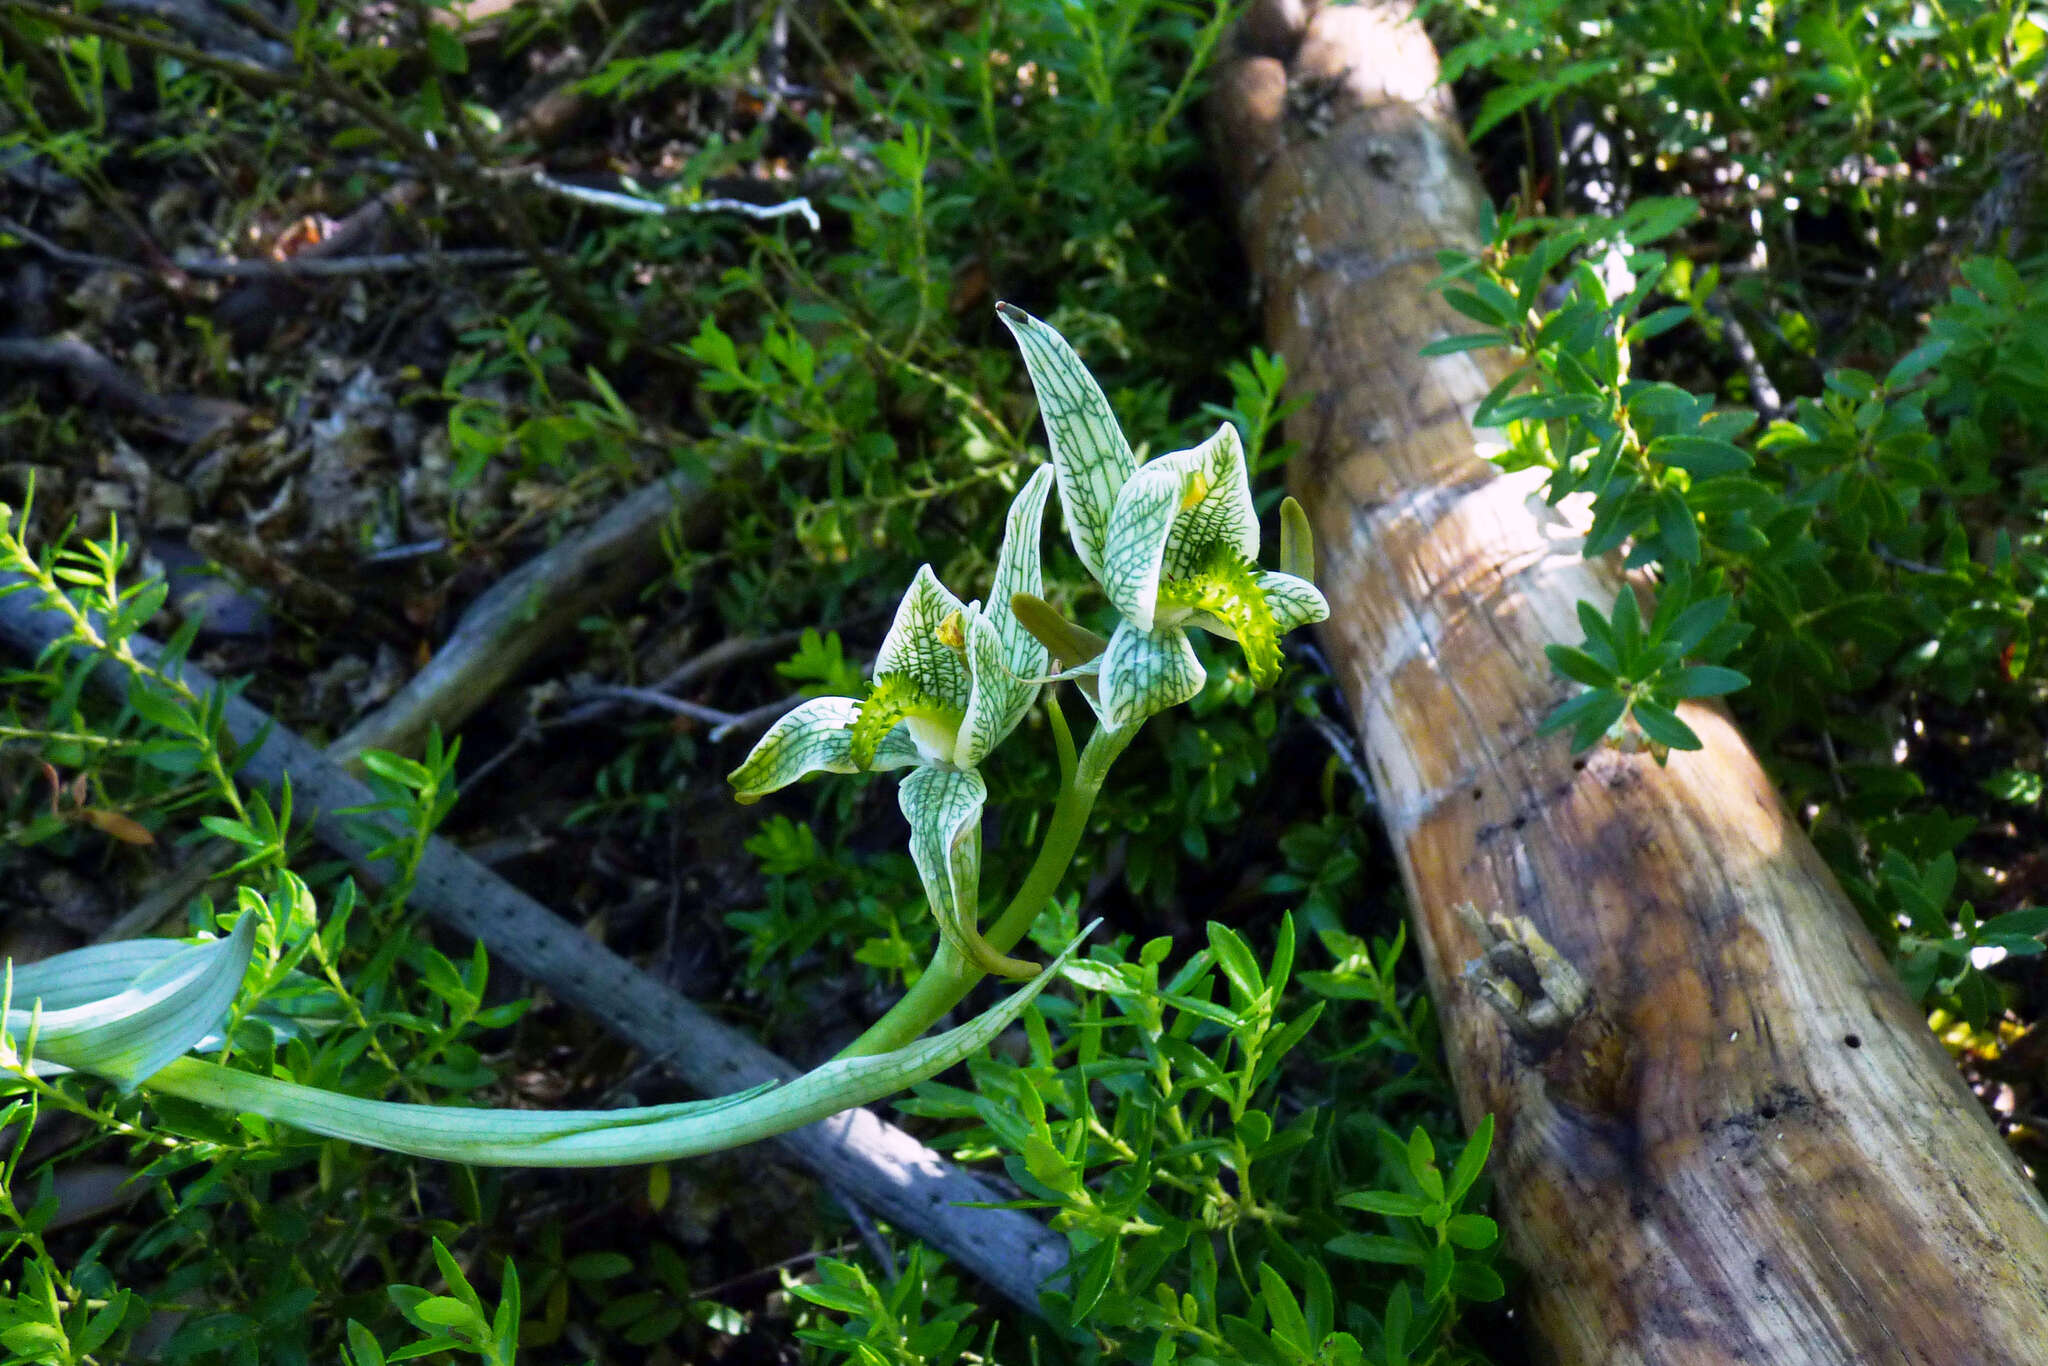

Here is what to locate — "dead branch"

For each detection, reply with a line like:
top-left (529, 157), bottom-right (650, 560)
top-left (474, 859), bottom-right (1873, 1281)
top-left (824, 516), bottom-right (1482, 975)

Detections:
top-left (0, 336), bottom-right (247, 443)
top-left (330, 473), bottom-right (722, 761)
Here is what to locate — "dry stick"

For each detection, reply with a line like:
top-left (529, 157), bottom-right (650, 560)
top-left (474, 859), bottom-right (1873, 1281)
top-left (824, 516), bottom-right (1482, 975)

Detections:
top-left (560, 684), bottom-right (802, 734)
top-left (333, 473), bottom-right (722, 760)
top-left (0, 581), bottom-right (1071, 1315)
top-left (95, 0), bottom-right (289, 68)
top-left (0, 337), bottom-right (248, 444)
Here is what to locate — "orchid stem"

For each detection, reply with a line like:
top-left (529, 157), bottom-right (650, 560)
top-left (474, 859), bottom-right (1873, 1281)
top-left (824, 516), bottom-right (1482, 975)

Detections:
top-left (836, 718), bottom-right (1134, 1058)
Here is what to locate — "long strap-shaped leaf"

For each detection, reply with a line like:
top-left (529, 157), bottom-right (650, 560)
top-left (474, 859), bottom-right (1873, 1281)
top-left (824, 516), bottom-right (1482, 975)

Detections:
top-left (6, 916), bottom-right (256, 1090)
top-left (21, 924), bottom-right (1092, 1167)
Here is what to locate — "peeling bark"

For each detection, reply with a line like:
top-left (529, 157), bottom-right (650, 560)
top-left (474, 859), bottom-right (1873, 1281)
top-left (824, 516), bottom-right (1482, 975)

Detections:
top-left (1210, 4), bottom-right (2048, 1362)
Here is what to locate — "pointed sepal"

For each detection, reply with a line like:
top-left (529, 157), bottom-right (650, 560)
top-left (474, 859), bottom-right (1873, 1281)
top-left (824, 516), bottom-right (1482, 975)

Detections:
top-left (1279, 496), bottom-right (1315, 583)
top-left (1257, 570), bottom-right (1329, 634)
top-left (1099, 616), bottom-right (1207, 731)
top-left (987, 465), bottom-right (1055, 677)
top-left (727, 696), bottom-right (862, 803)
top-left (898, 765), bottom-right (1037, 979)
top-left (996, 302), bottom-right (1137, 585)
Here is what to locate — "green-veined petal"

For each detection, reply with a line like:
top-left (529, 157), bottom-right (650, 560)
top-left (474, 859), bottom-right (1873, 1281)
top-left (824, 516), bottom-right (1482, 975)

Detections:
top-left (957, 608), bottom-right (1033, 767)
top-left (1099, 617), bottom-right (1207, 731)
top-left (1160, 422), bottom-right (1259, 583)
top-left (871, 722), bottom-right (926, 771)
top-left (1098, 454), bottom-right (1189, 630)
top-left (135, 926), bottom-right (1098, 1166)
top-left (875, 565), bottom-right (971, 709)
top-left (1257, 570), bottom-right (1329, 633)
top-left (5, 914), bottom-right (256, 1091)
top-left (996, 303), bottom-right (1136, 585)
top-left (727, 696), bottom-right (861, 803)
top-left (898, 765), bottom-right (1036, 978)
top-left (987, 465), bottom-right (1055, 679)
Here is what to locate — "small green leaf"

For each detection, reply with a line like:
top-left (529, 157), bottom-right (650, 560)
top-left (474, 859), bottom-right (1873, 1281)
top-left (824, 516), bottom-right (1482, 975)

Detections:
top-left (1630, 701), bottom-right (1702, 751)
top-left (1446, 1213), bottom-right (1498, 1249)
top-left (566, 1252), bottom-right (633, 1281)
top-left (344, 1321), bottom-right (387, 1366)
top-left (1206, 923), bottom-right (1264, 1003)
top-left (1418, 332), bottom-right (1508, 356)
top-left (1337, 1189), bottom-right (1434, 1218)
top-left (1324, 1234), bottom-right (1428, 1265)
top-left (426, 25), bottom-right (468, 74)
top-left (1884, 339), bottom-right (1952, 389)
top-left (1667, 665), bottom-right (1748, 699)
top-left (410, 1297), bottom-right (481, 1330)
top-left (1662, 596), bottom-right (1731, 656)
top-left (1449, 1259), bottom-right (1507, 1302)
top-left (1625, 306), bottom-right (1694, 344)
top-left (1620, 196), bottom-right (1700, 245)
top-left (1540, 687), bottom-right (1627, 747)
top-left (1448, 1114), bottom-right (1493, 1201)
top-left (1657, 488), bottom-right (1700, 563)
top-left (1545, 645), bottom-right (1617, 689)
top-left (1648, 434), bottom-right (1752, 479)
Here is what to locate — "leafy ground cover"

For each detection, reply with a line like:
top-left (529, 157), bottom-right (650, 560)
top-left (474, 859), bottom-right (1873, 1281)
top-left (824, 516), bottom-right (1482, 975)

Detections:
top-left (0, 0), bottom-right (2044, 1363)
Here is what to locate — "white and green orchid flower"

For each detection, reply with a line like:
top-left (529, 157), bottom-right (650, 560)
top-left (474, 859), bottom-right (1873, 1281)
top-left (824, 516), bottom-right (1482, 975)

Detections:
top-left (727, 466), bottom-right (1056, 978)
top-left (996, 302), bottom-right (1329, 730)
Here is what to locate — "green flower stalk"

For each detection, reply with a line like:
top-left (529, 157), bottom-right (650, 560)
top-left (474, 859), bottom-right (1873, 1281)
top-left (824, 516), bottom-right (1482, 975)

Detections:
top-left (727, 465), bottom-right (1056, 978)
top-left (3, 918), bottom-right (1091, 1165)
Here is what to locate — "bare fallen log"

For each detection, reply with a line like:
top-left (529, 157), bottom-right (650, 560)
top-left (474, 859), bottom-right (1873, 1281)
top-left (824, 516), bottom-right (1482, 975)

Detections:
top-left (0, 574), bottom-right (1069, 1315)
top-left (1210, 3), bottom-right (2048, 1362)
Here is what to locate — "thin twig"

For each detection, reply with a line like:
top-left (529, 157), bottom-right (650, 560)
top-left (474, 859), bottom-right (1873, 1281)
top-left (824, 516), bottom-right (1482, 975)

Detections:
top-left (1874, 545), bottom-right (1947, 577)
top-left (175, 247), bottom-right (529, 277)
top-left (1307, 712), bottom-right (1376, 803)
top-left (1706, 297), bottom-right (1786, 421)
top-left (525, 171), bottom-right (820, 231)
top-left (566, 684), bottom-right (756, 728)
top-left (830, 1185), bottom-right (899, 1283)
top-left (564, 685), bottom-right (800, 742)
top-left (654, 629), bottom-right (809, 695)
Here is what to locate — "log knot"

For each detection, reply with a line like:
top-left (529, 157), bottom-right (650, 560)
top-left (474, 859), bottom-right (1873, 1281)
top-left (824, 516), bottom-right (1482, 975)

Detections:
top-left (1459, 903), bottom-right (1630, 1115)
top-left (1459, 902), bottom-right (1589, 1053)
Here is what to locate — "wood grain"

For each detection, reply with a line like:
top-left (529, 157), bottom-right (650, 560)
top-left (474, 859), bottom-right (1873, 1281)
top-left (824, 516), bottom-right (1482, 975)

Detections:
top-left (1210, 4), bottom-right (2048, 1361)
